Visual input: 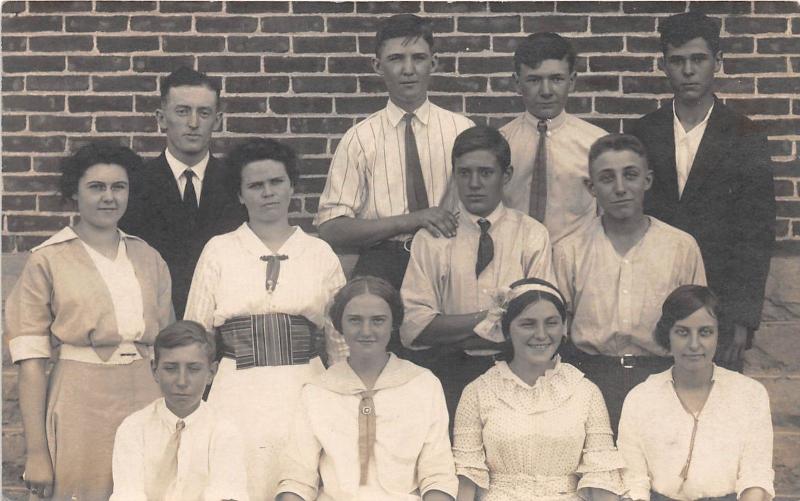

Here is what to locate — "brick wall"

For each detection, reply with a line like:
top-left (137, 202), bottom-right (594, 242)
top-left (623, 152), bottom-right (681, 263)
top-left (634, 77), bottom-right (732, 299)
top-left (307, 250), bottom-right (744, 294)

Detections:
top-left (2, 0), bottom-right (800, 255)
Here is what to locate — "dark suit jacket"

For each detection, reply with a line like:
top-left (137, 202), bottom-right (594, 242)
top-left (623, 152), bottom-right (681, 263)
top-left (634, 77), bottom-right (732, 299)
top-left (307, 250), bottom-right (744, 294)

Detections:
top-left (120, 153), bottom-right (246, 318)
top-left (632, 98), bottom-right (775, 335)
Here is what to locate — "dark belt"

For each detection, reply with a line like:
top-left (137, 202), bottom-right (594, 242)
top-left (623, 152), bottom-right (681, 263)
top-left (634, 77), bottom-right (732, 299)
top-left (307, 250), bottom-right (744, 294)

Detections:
top-left (651, 491), bottom-right (735, 501)
top-left (368, 239), bottom-right (413, 253)
top-left (572, 352), bottom-right (672, 370)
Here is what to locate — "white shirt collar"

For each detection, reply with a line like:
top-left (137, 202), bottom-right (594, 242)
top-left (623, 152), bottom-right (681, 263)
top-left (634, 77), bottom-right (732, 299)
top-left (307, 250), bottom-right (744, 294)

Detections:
top-left (155, 397), bottom-right (207, 431)
top-left (165, 147), bottom-right (210, 184)
top-left (523, 109), bottom-right (568, 133)
top-left (465, 201), bottom-right (506, 228)
top-left (31, 226), bottom-right (142, 252)
top-left (673, 101), bottom-right (714, 138)
top-left (386, 98), bottom-right (431, 128)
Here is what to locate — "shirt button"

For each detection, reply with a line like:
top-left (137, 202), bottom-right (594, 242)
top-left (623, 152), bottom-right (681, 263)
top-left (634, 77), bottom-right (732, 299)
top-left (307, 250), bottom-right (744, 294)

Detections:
top-left (623, 290), bottom-right (629, 294)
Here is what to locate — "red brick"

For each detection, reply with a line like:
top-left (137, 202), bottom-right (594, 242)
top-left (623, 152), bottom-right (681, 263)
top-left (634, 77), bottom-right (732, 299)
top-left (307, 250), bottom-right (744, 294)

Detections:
top-left (278, 137), bottom-right (327, 155)
top-left (15, 236), bottom-right (51, 251)
top-left (292, 76), bottom-right (357, 93)
top-left (773, 158), bottom-right (800, 177)
top-left (96, 116), bottom-right (158, 132)
top-left (793, 221), bottom-right (800, 237)
top-left (720, 37), bottom-right (754, 54)
top-left (335, 96), bottom-right (387, 114)
top-left (794, 99), bottom-right (800, 115)
top-left (688, 1), bottom-right (750, 14)
top-left (303, 197), bottom-right (319, 213)
top-left (2, 157), bottom-right (31, 173)
top-left (2, 1), bottom-right (26, 13)
top-left (1, 15), bottom-right (62, 32)
top-left (724, 57), bottom-right (787, 74)
top-left (2, 174), bottom-right (62, 192)
top-left (458, 15), bottom-right (520, 33)
top-left (29, 35), bottom-right (93, 52)
top-left (288, 198), bottom-right (302, 213)
top-left (622, 76), bottom-right (672, 94)
top-left (756, 118), bottom-right (800, 136)
top-left (466, 96), bottom-right (524, 114)
top-left (93, 75), bottom-right (157, 92)
top-left (358, 75), bottom-right (387, 94)
top-left (423, 1), bottom-right (487, 12)
top-left (270, 97), bottom-right (332, 114)
top-left (302, 158), bottom-right (332, 176)
top-left (489, 76), bottom-right (516, 93)
top-left (196, 16), bottom-right (258, 33)
top-left (160, 1), bottom-right (221, 13)
top-left (622, 1), bottom-right (686, 13)
top-left (198, 56), bottom-right (260, 73)
top-left (134, 95), bottom-right (161, 113)
top-left (589, 56), bottom-right (654, 72)
top-left (627, 36), bottom-right (661, 53)
top-left (491, 1), bottom-right (554, 12)
top-left (69, 96), bottom-right (133, 112)
top-left (2, 116), bottom-right (26, 133)
top-left (2, 76), bottom-right (25, 92)
top-left (775, 179), bottom-right (795, 197)
top-left (326, 57), bottom-right (371, 74)
top-left (1, 36), bottom-right (27, 51)
top-left (65, 15), bottom-right (128, 32)
top-left (356, 1), bottom-right (420, 13)
top-left (225, 76), bottom-right (290, 93)
top-left (295, 177), bottom-right (326, 195)
top-left (725, 98), bottom-right (790, 116)
top-left (67, 136), bottom-right (130, 151)
top-left (226, 117), bottom-right (288, 134)
top-left (97, 36), bottom-right (160, 52)
top-left (226, 1), bottom-right (290, 13)
top-left (131, 136), bottom-right (166, 153)
top-left (758, 78), bottom-right (800, 95)
top-left (261, 16), bottom-right (324, 33)
top-left (436, 36), bottom-right (491, 53)
top-left (572, 36), bottom-right (624, 53)
top-left (557, 1), bottom-right (620, 13)
top-left (768, 139), bottom-right (793, 157)
top-left (791, 57), bottom-right (800, 72)
top-left (290, 117), bottom-right (353, 134)
top-left (725, 17), bottom-right (787, 34)
top-left (7, 215), bottom-right (70, 232)
top-left (96, 1), bottom-right (156, 12)
top-left (295, 36), bottom-right (356, 54)
top-left (431, 75), bottom-right (487, 93)
top-left (30, 115), bottom-right (91, 132)
top-left (758, 38), bottom-right (800, 54)
top-left (132, 55), bottom-right (193, 73)
top-left (3, 56), bottom-right (65, 73)
top-left (596, 96), bottom-right (658, 114)
top-left (714, 76), bottom-right (755, 94)
top-left (263, 56), bottom-right (325, 73)
top-left (293, 1), bottom-right (354, 13)
top-left (794, 17), bottom-right (800, 34)
top-left (220, 96), bottom-right (268, 113)
top-left (163, 36), bottom-right (225, 53)
top-left (435, 56), bottom-right (456, 73)
top-left (523, 15), bottom-right (588, 33)
top-left (432, 95), bottom-right (465, 113)
top-left (459, 56), bottom-right (514, 74)
top-left (3, 95), bottom-right (64, 112)
top-left (130, 15), bottom-right (192, 32)
top-left (38, 194), bottom-right (75, 212)
top-left (591, 15), bottom-right (654, 33)
top-left (777, 200), bottom-right (800, 217)
top-left (575, 74), bottom-right (619, 92)
top-left (3, 195), bottom-right (37, 211)
top-left (69, 55), bottom-right (130, 72)
top-left (29, 1), bottom-right (90, 12)
top-left (775, 219), bottom-right (790, 238)
top-left (754, 1), bottom-right (800, 13)
top-left (227, 36), bottom-right (290, 53)
top-left (33, 157), bottom-right (63, 173)
top-left (565, 96), bottom-right (592, 114)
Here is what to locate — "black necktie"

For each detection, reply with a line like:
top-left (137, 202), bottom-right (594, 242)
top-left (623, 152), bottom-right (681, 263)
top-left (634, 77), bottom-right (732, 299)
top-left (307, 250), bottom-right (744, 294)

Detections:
top-left (404, 113), bottom-right (429, 212)
top-left (260, 254), bottom-right (288, 293)
top-left (476, 219), bottom-right (494, 277)
top-left (529, 120), bottom-right (548, 222)
top-left (182, 169), bottom-right (198, 219)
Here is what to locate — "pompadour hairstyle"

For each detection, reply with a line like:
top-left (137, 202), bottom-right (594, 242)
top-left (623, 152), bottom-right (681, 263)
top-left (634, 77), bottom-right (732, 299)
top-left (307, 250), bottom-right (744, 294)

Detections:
top-left (160, 66), bottom-right (221, 103)
top-left (658, 12), bottom-right (721, 55)
top-left (375, 14), bottom-right (434, 57)
top-left (514, 32), bottom-right (577, 74)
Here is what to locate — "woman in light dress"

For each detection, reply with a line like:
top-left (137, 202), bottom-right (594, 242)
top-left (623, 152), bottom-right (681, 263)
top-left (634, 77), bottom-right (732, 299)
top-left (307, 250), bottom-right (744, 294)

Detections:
top-left (184, 138), bottom-right (346, 500)
top-left (454, 278), bottom-right (625, 501)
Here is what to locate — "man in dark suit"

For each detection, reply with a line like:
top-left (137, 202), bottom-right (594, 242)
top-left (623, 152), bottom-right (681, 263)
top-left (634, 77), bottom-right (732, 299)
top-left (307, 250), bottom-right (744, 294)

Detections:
top-left (121, 67), bottom-right (245, 318)
top-left (631, 12), bottom-right (775, 372)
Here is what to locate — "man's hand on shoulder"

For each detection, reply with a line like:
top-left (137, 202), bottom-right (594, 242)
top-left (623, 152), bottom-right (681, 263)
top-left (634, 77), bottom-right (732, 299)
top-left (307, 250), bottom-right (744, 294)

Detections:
top-left (413, 207), bottom-right (458, 238)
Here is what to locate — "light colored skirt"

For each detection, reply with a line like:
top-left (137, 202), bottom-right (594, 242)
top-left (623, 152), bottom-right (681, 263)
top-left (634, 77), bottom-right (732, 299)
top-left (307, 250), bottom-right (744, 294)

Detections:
top-left (44, 358), bottom-right (160, 501)
top-left (207, 356), bottom-right (325, 501)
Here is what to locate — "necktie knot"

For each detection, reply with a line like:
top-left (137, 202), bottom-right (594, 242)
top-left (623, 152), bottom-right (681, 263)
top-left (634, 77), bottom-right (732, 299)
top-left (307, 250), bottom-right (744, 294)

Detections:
top-left (183, 169), bottom-right (195, 181)
top-left (537, 120), bottom-right (548, 134)
top-left (478, 218), bottom-right (491, 234)
top-left (404, 113), bottom-right (415, 125)
top-left (175, 419), bottom-right (185, 432)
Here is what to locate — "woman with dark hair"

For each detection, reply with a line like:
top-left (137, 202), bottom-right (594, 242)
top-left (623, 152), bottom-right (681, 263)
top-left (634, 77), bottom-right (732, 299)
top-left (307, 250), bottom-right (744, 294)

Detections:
top-left (618, 285), bottom-right (774, 501)
top-left (5, 143), bottom-right (173, 499)
top-left (184, 137), bottom-right (346, 500)
top-left (453, 278), bottom-right (624, 501)
top-left (277, 276), bottom-right (457, 501)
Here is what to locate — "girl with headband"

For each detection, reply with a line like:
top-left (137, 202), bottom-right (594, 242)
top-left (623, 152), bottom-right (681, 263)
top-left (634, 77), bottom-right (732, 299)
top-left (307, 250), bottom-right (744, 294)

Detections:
top-left (453, 278), bottom-right (625, 501)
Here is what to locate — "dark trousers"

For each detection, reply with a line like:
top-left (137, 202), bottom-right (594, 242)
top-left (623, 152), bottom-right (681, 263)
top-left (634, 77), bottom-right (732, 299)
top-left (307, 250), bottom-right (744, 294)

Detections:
top-left (713, 320), bottom-right (747, 373)
top-left (562, 345), bottom-right (672, 437)
top-left (651, 491), bottom-right (735, 501)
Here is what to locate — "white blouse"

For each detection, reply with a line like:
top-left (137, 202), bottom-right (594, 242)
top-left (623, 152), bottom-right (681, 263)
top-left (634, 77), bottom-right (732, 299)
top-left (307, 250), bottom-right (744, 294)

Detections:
top-left (618, 365), bottom-right (774, 501)
top-left (184, 223), bottom-right (347, 358)
top-left (453, 359), bottom-right (625, 501)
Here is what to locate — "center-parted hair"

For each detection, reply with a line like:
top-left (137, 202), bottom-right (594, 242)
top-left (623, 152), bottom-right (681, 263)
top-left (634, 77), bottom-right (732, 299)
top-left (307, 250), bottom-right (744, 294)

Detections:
top-left (654, 285), bottom-right (721, 351)
top-left (587, 133), bottom-right (649, 173)
top-left (225, 137), bottom-right (300, 197)
top-left (514, 32), bottom-right (577, 74)
top-left (329, 276), bottom-right (404, 334)
top-left (60, 142), bottom-right (143, 200)
top-left (375, 14), bottom-right (434, 57)
top-left (451, 125), bottom-right (512, 172)
top-left (658, 12), bottom-right (721, 55)
top-left (160, 66), bottom-right (221, 103)
top-left (154, 320), bottom-right (217, 365)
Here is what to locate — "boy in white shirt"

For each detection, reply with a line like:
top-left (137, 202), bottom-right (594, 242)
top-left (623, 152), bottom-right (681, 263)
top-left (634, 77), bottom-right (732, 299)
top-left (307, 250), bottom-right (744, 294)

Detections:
top-left (111, 321), bottom-right (248, 501)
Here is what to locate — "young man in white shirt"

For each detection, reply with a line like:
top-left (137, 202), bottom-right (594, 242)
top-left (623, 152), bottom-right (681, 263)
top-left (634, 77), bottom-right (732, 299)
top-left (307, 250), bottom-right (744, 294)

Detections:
top-left (401, 125), bottom-right (554, 422)
top-left (315, 14), bottom-right (474, 294)
top-left (500, 33), bottom-right (607, 245)
top-left (554, 134), bottom-right (706, 434)
top-left (111, 321), bottom-right (248, 501)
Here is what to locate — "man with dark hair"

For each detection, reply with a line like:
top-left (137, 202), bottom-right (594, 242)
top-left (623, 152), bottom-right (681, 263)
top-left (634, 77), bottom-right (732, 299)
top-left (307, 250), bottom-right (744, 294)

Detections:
top-left (631, 11), bottom-right (775, 372)
top-left (500, 32), bottom-right (607, 245)
top-left (401, 125), bottom-right (553, 422)
top-left (121, 66), bottom-right (245, 318)
top-left (315, 14), bottom-right (474, 294)
top-left (554, 133), bottom-right (706, 433)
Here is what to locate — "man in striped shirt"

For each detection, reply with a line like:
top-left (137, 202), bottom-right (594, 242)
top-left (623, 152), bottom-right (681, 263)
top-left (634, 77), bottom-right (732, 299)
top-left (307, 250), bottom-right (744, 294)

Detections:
top-left (315, 14), bottom-right (474, 295)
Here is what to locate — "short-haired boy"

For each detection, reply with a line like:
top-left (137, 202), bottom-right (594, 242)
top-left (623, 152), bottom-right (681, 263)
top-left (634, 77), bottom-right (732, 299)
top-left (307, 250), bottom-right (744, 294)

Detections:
top-left (401, 125), bottom-right (554, 421)
top-left (554, 134), bottom-right (706, 433)
top-left (111, 321), bottom-right (248, 501)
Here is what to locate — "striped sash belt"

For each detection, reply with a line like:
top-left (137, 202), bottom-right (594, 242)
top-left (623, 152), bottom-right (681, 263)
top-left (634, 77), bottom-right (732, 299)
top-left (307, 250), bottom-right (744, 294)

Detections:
top-left (217, 314), bottom-right (318, 370)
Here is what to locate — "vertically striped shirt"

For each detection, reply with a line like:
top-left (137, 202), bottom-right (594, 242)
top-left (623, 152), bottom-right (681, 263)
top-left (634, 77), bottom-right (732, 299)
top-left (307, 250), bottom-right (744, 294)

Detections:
top-left (314, 99), bottom-right (474, 235)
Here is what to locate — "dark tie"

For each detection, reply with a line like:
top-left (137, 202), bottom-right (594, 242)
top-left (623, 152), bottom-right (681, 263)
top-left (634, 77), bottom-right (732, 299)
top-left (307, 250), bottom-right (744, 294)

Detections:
top-left (149, 419), bottom-right (185, 500)
top-left (475, 219), bottom-right (494, 277)
top-left (182, 169), bottom-right (198, 219)
top-left (529, 120), bottom-right (548, 222)
top-left (260, 254), bottom-right (288, 293)
top-left (404, 113), bottom-right (429, 212)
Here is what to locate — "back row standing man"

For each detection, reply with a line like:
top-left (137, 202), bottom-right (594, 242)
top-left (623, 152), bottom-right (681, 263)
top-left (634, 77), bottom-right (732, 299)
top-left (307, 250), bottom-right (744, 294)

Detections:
top-left (121, 68), bottom-right (246, 319)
